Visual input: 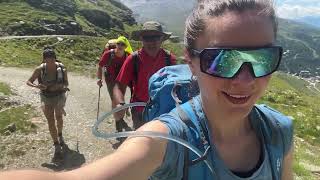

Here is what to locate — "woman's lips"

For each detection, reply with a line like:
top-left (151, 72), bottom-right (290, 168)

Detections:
top-left (223, 92), bottom-right (251, 104)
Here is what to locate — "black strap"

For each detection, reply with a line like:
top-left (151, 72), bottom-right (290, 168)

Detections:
top-left (132, 50), bottom-right (171, 85)
top-left (132, 51), bottom-right (139, 84)
top-left (130, 51), bottom-right (139, 101)
top-left (164, 50), bottom-right (171, 66)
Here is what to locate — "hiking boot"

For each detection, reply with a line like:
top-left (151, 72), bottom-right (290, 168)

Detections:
top-left (115, 119), bottom-right (130, 132)
top-left (52, 143), bottom-right (63, 162)
top-left (115, 120), bottom-right (123, 132)
top-left (58, 135), bottom-right (65, 146)
top-left (115, 119), bottom-right (130, 142)
top-left (121, 120), bottom-right (132, 131)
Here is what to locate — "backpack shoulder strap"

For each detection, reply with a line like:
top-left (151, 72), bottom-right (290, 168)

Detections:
top-left (164, 49), bottom-right (171, 66)
top-left (38, 63), bottom-right (46, 84)
top-left (255, 104), bottom-right (293, 180)
top-left (40, 63), bottom-right (47, 82)
top-left (132, 51), bottom-right (140, 84)
top-left (176, 99), bottom-right (211, 180)
top-left (107, 49), bottom-right (115, 67)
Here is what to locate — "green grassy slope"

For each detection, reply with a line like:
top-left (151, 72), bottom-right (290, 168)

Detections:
top-left (259, 73), bottom-right (320, 179)
top-left (278, 19), bottom-right (320, 77)
top-left (0, 0), bottom-right (138, 37)
top-left (0, 36), bottom-right (184, 76)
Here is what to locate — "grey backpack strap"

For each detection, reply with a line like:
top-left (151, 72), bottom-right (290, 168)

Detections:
top-left (107, 49), bottom-right (115, 66)
top-left (40, 63), bottom-right (47, 83)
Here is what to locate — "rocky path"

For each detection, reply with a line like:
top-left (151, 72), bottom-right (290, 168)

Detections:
top-left (0, 66), bottom-right (123, 171)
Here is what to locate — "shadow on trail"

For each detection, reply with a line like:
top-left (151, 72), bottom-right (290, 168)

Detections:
top-left (41, 143), bottom-right (86, 171)
top-left (111, 141), bottom-right (122, 149)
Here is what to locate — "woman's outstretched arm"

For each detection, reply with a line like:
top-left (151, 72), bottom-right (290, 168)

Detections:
top-left (0, 120), bottom-right (169, 180)
top-left (281, 147), bottom-right (294, 180)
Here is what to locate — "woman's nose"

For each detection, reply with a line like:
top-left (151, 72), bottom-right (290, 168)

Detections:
top-left (232, 64), bottom-right (255, 84)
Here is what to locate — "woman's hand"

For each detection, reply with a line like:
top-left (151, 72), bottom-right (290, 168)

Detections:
top-left (37, 84), bottom-right (47, 90)
top-left (97, 79), bottom-right (103, 87)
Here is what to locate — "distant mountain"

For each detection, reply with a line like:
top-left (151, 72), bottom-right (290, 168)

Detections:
top-left (119, 0), bottom-right (320, 77)
top-left (119, 0), bottom-right (195, 36)
top-left (278, 18), bottom-right (320, 76)
top-left (0, 0), bottom-right (137, 37)
top-left (296, 16), bottom-right (320, 28)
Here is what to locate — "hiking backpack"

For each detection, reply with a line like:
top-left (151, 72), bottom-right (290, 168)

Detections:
top-left (39, 62), bottom-right (65, 84)
top-left (103, 49), bottom-right (129, 79)
top-left (144, 64), bottom-right (292, 180)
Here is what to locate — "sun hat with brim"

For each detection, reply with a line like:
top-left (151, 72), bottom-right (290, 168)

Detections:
top-left (105, 39), bottom-right (117, 49)
top-left (131, 21), bottom-right (172, 41)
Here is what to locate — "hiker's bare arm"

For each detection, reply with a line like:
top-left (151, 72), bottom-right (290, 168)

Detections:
top-left (66, 120), bottom-right (168, 180)
top-left (113, 82), bottom-right (127, 104)
top-left (281, 147), bottom-right (293, 180)
top-left (97, 66), bottom-right (103, 86)
top-left (26, 67), bottom-right (46, 90)
top-left (0, 121), bottom-right (169, 180)
top-left (0, 170), bottom-right (65, 180)
top-left (63, 69), bottom-right (69, 87)
top-left (97, 65), bottom-right (103, 80)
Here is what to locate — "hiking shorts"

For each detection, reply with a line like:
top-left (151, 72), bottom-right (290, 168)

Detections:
top-left (40, 92), bottom-right (66, 109)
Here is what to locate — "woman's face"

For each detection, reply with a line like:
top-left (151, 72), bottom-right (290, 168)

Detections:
top-left (44, 57), bottom-right (56, 64)
top-left (190, 10), bottom-right (275, 115)
top-left (116, 42), bottom-right (126, 52)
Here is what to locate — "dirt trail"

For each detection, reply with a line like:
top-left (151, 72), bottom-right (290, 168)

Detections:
top-left (0, 66), bottom-right (122, 171)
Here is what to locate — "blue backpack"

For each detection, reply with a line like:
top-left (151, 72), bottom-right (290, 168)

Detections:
top-left (144, 64), bottom-right (292, 180)
top-left (143, 64), bottom-right (199, 121)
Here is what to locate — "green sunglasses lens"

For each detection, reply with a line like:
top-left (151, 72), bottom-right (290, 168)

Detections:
top-left (200, 47), bottom-right (282, 78)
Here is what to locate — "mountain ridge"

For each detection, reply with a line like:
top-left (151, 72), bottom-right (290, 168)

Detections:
top-left (119, 0), bottom-right (320, 77)
top-left (0, 0), bottom-right (137, 37)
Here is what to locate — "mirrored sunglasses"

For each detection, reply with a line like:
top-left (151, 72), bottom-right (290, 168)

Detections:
top-left (116, 42), bottom-right (126, 47)
top-left (191, 46), bottom-right (283, 78)
top-left (142, 35), bottom-right (162, 42)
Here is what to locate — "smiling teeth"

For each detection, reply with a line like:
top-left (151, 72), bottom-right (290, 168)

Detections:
top-left (228, 94), bottom-right (249, 98)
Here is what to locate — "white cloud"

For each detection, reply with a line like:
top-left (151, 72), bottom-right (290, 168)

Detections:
top-left (276, 0), bottom-right (320, 19)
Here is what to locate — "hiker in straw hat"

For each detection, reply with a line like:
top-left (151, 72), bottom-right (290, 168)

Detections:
top-left (113, 21), bottom-right (176, 131)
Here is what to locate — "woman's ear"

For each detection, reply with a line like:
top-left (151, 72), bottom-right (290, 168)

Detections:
top-left (184, 48), bottom-right (196, 74)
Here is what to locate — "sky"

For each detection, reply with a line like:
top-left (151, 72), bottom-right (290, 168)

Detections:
top-left (276, 0), bottom-right (320, 19)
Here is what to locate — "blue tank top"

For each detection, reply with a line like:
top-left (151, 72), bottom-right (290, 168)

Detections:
top-left (150, 95), bottom-right (293, 180)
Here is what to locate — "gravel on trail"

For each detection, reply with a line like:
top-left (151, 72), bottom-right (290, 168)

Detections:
top-left (0, 66), bottom-right (128, 171)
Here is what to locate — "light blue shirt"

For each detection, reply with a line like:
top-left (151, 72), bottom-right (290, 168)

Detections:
top-left (150, 96), bottom-right (292, 180)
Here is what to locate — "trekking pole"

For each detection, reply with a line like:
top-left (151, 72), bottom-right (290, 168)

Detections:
top-left (97, 86), bottom-right (101, 121)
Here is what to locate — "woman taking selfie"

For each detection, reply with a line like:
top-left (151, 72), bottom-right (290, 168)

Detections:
top-left (1, 0), bottom-right (292, 179)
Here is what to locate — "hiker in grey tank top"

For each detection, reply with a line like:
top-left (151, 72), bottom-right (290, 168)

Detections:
top-left (26, 47), bottom-right (69, 162)
top-left (0, 0), bottom-right (293, 179)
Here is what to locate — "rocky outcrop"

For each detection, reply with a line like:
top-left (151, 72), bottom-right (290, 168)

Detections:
top-left (0, 0), bottom-right (136, 36)
top-left (5, 19), bottom-right (83, 36)
top-left (26, 0), bottom-right (77, 16)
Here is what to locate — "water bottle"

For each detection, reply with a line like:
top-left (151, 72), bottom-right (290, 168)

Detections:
top-left (57, 66), bottom-right (63, 83)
